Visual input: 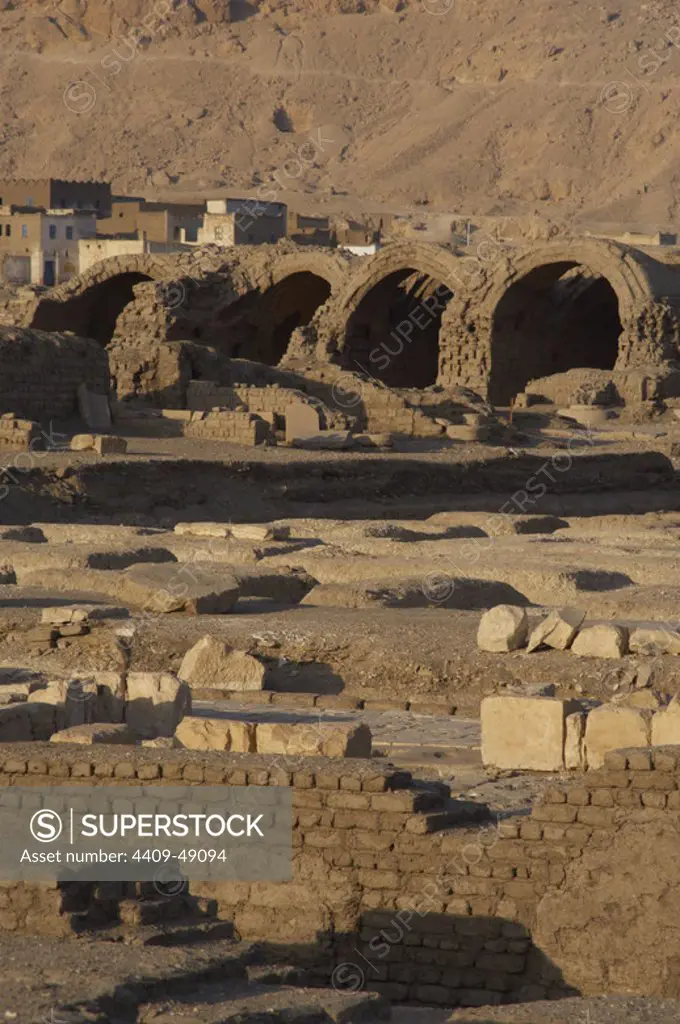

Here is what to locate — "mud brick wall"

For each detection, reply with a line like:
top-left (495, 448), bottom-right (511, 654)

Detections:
top-left (186, 380), bottom-right (346, 431)
top-left (0, 416), bottom-right (42, 451)
top-left (184, 411), bottom-right (271, 445)
top-left (2, 744), bottom-right (680, 1007)
top-left (109, 341), bottom-right (191, 408)
top-left (187, 380), bottom-right (313, 415)
top-left (0, 328), bottom-right (109, 422)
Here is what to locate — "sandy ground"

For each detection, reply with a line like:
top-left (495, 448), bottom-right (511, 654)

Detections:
top-left (4, 0), bottom-right (680, 230)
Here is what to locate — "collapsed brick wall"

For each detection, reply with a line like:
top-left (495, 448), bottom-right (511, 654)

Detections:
top-left (0, 328), bottom-right (109, 422)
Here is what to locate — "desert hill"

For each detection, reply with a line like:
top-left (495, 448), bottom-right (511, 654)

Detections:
top-left (1, 0), bottom-right (680, 229)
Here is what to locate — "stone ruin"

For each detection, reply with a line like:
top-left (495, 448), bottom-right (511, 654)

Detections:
top-left (2, 235), bottom-right (680, 423)
top-left (1, 238), bottom-right (680, 1020)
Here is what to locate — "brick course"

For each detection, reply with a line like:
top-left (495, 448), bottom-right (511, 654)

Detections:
top-left (0, 742), bottom-right (678, 1006)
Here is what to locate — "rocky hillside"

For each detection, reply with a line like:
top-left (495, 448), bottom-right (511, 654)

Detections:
top-left (2, 0), bottom-right (680, 228)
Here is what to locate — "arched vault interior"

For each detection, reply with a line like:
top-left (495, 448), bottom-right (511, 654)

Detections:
top-left (489, 262), bottom-right (623, 405)
top-left (214, 271), bottom-right (332, 363)
top-left (342, 269), bottom-right (453, 387)
top-left (31, 272), bottom-right (153, 345)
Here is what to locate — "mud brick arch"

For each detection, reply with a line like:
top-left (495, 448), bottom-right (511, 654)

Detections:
top-left (439, 238), bottom-right (680, 404)
top-left (28, 253), bottom-right (179, 344)
top-left (27, 245), bottom-right (352, 362)
top-left (313, 242), bottom-right (464, 387)
top-left (200, 247), bottom-right (349, 363)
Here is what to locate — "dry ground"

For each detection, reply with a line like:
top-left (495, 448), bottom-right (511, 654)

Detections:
top-left (3, 0), bottom-right (680, 229)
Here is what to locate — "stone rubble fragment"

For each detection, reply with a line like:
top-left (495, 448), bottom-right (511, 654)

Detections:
top-left (477, 605), bottom-right (528, 652)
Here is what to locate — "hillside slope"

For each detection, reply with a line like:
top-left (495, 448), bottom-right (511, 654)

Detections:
top-left (2, 0), bottom-right (680, 228)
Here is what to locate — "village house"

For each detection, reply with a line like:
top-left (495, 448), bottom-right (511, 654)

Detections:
top-left (197, 199), bottom-right (288, 246)
top-left (97, 198), bottom-right (204, 245)
top-left (0, 178), bottom-right (111, 216)
top-left (0, 206), bottom-right (97, 286)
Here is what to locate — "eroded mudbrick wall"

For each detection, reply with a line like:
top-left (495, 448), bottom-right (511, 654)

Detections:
top-left (0, 328), bottom-right (109, 422)
top-left (1, 744), bottom-right (679, 1005)
top-left (6, 237), bottom-right (680, 412)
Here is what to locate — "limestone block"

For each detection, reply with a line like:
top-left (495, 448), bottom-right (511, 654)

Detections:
top-left (175, 716), bottom-right (256, 752)
top-left (630, 628), bottom-right (680, 656)
top-left (527, 607), bottom-right (585, 652)
top-left (289, 431), bottom-right (352, 450)
top-left (571, 624), bottom-right (629, 659)
top-left (87, 670), bottom-right (126, 723)
top-left (41, 607), bottom-right (89, 626)
top-left (446, 424), bottom-right (490, 442)
top-left (477, 605), bottom-right (528, 652)
top-left (179, 636), bottom-right (267, 691)
top-left (70, 434), bottom-right (95, 451)
top-left (285, 402), bottom-right (320, 443)
top-left (584, 704), bottom-right (650, 769)
top-left (125, 672), bottom-right (191, 738)
top-left (179, 636), bottom-right (232, 686)
top-left (217, 651), bottom-right (268, 691)
top-left (162, 409), bottom-right (193, 421)
top-left (118, 563), bottom-right (240, 615)
top-left (174, 522), bottom-right (231, 538)
top-left (78, 383), bottom-right (111, 431)
top-left (481, 696), bottom-right (583, 771)
top-left (564, 711), bottom-right (586, 770)
top-left (651, 698), bottom-right (680, 746)
top-left (50, 723), bottom-right (137, 745)
top-left (94, 435), bottom-right (128, 455)
top-left (255, 721), bottom-right (372, 759)
top-left (230, 524), bottom-right (290, 542)
top-left (27, 678), bottom-right (98, 729)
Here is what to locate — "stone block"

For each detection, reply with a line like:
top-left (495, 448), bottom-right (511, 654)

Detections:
top-left (564, 711), bottom-right (586, 769)
top-left (477, 605), bottom-right (528, 652)
top-left (174, 716), bottom-right (256, 752)
top-left (41, 607), bottom-right (89, 626)
top-left (174, 522), bottom-right (231, 538)
top-left (124, 672), bottom-right (191, 739)
top-left (446, 424), bottom-right (490, 442)
top-left (27, 678), bottom-right (98, 729)
top-left (630, 628), bottom-right (680, 656)
top-left (49, 723), bottom-right (137, 745)
top-left (527, 607), bottom-right (585, 652)
top-left (179, 637), bottom-right (267, 692)
top-left (94, 435), bottom-right (128, 455)
top-left (285, 402), bottom-right (320, 443)
top-left (78, 383), bottom-right (111, 431)
top-left (651, 698), bottom-right (680, 747)
top-left (584, 704), bottom-right (650, 769)
top-left (117, 563), bottom-right (240, 615)
top-left (230, 524), bottom-right (290, 542)
top-left (162, 409), bottom-right (193, 421)
top-left (141, 736), bottom-right (181, 749)
top-left (571, 624), bottom-right (628, 659)
top-left (481, 695), bottom-right (583, 771)
top-left (289, 431), bottom-right (352, 450)
top-left (70, 434), bottom-right (95, 452)
top-left (255, 721), bottom-right (372, 759)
